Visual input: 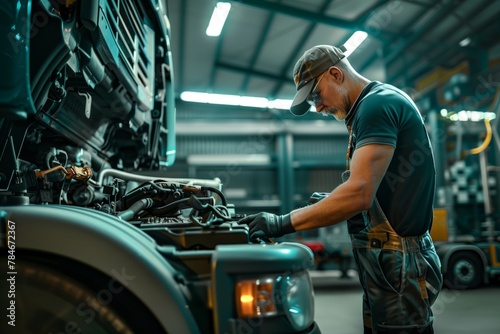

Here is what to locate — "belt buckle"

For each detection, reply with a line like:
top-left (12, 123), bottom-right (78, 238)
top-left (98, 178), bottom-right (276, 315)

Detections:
top-left (370, 238), bottom-right (382, 248)
top-left (367, 232), bottom-right (388, 249)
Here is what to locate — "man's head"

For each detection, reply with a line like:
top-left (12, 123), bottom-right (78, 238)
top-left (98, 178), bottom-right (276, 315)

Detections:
top-left (290, 45), bottom-right (346, 116)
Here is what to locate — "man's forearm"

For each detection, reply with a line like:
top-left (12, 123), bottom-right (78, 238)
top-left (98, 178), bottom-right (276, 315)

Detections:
top-left (290, 181), bottom-right (370, 231)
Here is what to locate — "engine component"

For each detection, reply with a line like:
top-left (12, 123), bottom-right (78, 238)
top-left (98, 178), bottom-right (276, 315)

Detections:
top-left (35, 165), bottom-right (93, 181)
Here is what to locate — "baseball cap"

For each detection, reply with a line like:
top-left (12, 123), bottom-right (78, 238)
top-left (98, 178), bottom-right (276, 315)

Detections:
top-left (290, 45), bottom-right (346, 115)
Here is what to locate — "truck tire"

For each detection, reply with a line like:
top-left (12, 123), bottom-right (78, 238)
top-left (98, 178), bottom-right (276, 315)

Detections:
top-left (1, 252), bottom-right (167, 334)
top-left (445, 251), bottom-right (484, 290)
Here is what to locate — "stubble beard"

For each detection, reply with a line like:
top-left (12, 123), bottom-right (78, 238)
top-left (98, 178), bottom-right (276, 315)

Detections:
top-left (323, 90), bottom-right (351, 121)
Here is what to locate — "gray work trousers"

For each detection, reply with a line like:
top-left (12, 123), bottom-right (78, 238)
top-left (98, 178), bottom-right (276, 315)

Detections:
top-left (343, 172), bottom-right (443, 334)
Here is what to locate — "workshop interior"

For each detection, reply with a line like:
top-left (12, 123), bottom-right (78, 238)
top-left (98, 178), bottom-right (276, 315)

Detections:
top-left (0, 0), bottom-right (499, 333)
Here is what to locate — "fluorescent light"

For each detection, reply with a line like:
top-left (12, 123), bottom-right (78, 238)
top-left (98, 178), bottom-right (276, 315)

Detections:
top-left (459, 37), bottom-right (471, 47)
top-left (180, 91), bottom-right (292, 110)
top-left (343, 31), bottom-right (368, 57)
top-left (206, 2), bottom-right (231, 37)
top-left (240, 96), bottom-right (269, 108)
top-left (268, 99), bottom-right (292, 110)
top-left (447, 110), bottom-right (496, 122)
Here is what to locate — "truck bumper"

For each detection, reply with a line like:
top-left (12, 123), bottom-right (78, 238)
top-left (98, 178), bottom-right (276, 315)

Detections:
top-left (224, 321), bottom-right (321, 334)
top-left (305, 322), bottom-right (322, 333)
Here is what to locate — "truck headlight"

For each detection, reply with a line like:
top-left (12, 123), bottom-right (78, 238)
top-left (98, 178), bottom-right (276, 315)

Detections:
top-left (235, 271), bottom-right (314, 331)
top-left (277, 271), bottom-right (315, 330)
top-left (236, 277), bottom-right (277, 317)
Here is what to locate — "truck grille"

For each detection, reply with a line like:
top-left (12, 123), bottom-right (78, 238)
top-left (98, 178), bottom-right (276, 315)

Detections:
top-left (99, 0), bottom-right (155, 110)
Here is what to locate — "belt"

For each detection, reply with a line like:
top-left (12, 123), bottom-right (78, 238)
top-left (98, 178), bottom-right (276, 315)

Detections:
top-left (351, 231), bottom-right (434, 253)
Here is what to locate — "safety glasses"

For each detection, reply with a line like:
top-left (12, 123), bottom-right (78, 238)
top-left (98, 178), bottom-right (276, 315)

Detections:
top-left (306, 71), bottom-right (326, 107)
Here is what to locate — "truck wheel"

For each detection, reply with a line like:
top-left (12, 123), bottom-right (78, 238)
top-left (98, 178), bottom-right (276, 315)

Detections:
top-left (1, 252), bottom-right (166, 334)
top-left (445, 251), bottom-right (483, 290)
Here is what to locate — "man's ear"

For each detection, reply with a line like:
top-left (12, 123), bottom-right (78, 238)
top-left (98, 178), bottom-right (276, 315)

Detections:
top-left (328, 66), bottom-right (343, 82)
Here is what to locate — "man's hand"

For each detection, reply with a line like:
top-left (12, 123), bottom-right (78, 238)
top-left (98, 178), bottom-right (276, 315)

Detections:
top-left (238, 212), bottom-right (295, 240)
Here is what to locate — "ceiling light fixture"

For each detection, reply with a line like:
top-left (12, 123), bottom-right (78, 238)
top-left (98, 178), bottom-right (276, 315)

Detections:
top-left (206, 2), bottom-right (231, 37)
top-left (459, 37), bottom-right (471, 47)
top-left (180, 92), bottom-right (292, 110)
top-left (441, 108), bottom-right (497, 122)
top-left (343, 31), bottom-right (368, 57)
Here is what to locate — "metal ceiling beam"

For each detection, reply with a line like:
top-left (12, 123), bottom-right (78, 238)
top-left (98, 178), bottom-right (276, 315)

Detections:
top-left (389, 0), bottom-right (498, 84)
top-left (269, 26), bottom-right (318, 97)
top-left (234, 0), bottom-right (358, 31)
top-left (235, 0), bottom-right (397, 41)
top-left (406, 9), bottom-right (500, 86)
top-left (208, 32), bottom-right (225, 92)
top-left (216, 0), bottom-right (398, 96)
top-left (354, 0), bottom-right (396, 27)
top-left (217, 0), bottom-right (339, 97)
top-left (216, 61), bottom-right (290, 82)
top-left (359, 0), bottom-right (462, 83)
top-left (240, 4), bottom-right (277, 93)
top-left (269, 0), bottom-right (399, 97)
top-left (270, 0), bottom-right (334, 98)
top-left (383, 0), bottom-right (460, 65)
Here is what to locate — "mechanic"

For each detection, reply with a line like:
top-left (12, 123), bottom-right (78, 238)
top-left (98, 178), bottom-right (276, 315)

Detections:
top-left (238, 45), bottom-right (443, 334)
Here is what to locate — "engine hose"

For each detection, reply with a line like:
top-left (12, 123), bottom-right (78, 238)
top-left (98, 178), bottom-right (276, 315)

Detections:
top-left (97, 168), bottom-right (222, 189)
top-left (201, 186), bottom-right (227, 206)
top-left (117, 198), bottom-right (154, 221)
top-left (121, 182), bottom-right (167, 210)
top-left (152, 198), bottom-right (190, 216)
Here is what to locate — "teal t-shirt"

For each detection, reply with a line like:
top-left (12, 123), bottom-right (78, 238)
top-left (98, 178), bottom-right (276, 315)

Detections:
top-left (346, 82), bottom-right (436, 237)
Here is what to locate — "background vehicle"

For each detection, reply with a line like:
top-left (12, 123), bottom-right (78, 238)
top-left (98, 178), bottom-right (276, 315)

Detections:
top-left (0, 1), bottom-right (320, 333)
top-left (431, 96), bottom-right (500, 290)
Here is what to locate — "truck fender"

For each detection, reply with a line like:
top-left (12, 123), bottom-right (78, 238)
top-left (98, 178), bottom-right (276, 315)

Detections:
top-left (434, 242), bottom-right (488, 275)
top-left (1, 205), bottom-right (201, 334)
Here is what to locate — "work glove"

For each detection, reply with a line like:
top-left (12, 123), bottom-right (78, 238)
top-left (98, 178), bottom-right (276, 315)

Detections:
top-left (238, 212), bottom-right (295, 240)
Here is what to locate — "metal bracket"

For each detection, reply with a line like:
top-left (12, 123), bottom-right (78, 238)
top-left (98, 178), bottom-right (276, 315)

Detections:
top-left (78, 91), bottom-right (92, 119)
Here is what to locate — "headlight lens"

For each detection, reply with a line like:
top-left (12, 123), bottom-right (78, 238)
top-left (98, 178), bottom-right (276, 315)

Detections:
top-left (235, 271), bottom-right (314, 331)
top-left (278, 271), bottom-right (314, 330)
top-left (235, 277), bottom-right (277, 317)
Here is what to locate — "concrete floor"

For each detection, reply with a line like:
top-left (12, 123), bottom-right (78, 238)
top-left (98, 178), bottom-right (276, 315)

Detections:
top-left (311, 270), bottom-right (500, 334)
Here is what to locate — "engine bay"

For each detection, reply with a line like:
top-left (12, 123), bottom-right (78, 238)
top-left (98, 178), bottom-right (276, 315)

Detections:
top-left (8, 148), bottom-right (251, 250)
top-left (0, 0), bottom-right (251, 250)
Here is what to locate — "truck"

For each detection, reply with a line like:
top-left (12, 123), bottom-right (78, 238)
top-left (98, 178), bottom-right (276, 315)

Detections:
top-left (0, 1), bottom-right (321, 333)
top-left (431, 108), bottom-right (500, 290)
